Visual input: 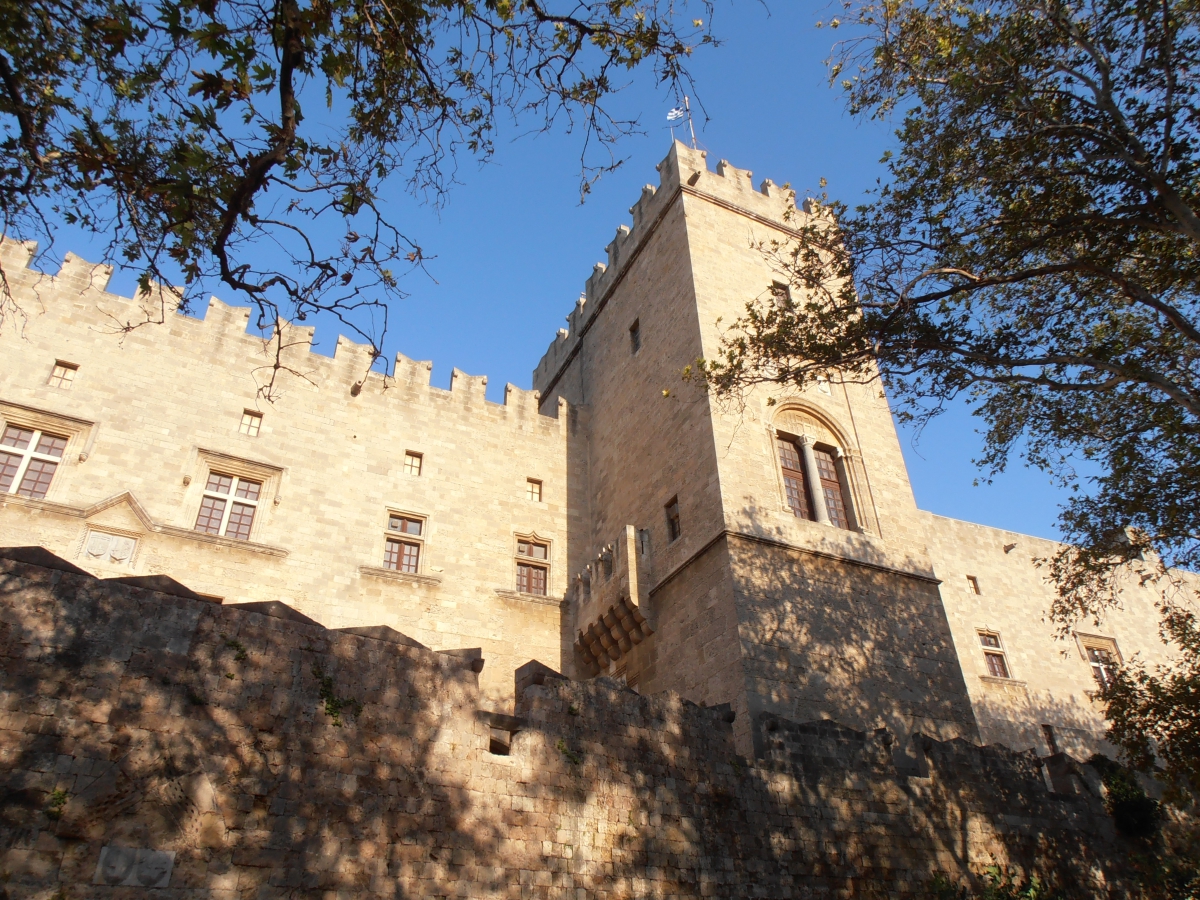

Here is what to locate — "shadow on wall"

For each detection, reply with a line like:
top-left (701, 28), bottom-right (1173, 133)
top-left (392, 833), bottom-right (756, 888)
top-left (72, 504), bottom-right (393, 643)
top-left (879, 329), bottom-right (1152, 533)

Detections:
top-left (725, 502), bottom-right (980, 754)
top-left (971, 684), bottom-right (1113, 758)
top-left (0, 550), bottom-right (504, 897)
top-left (0, 548), bottom-right (1147, 898)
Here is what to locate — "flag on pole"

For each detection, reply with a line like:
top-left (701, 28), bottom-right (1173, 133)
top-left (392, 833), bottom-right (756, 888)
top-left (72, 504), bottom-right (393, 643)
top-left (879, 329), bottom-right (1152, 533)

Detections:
top-left (666, 107), bottom-right (686, 122)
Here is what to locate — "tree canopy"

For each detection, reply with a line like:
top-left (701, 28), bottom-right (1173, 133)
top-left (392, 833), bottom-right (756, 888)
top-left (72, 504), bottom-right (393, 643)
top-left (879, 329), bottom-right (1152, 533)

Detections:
top-left (698, 0), bottom-right (1200, 795)
top-left (0, 0), bottom-right (713, 387)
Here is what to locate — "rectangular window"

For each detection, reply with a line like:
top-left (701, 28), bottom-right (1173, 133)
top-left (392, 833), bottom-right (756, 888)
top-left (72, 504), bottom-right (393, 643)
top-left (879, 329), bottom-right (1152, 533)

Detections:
top-left (516, 539), bottom-right (550, 595)
top-left (239, 410), bottom-right (262, 436)
top-left (48, 362), bottom-right (78, 389)
top-left (517, 563), bottom-right (547, 595)
top-left (629, 319), bottom-right (641, 354)
top-left (384, 513), bottom-right (424, 573)
top-left (526, 479), bottom-right (542, 502)
top-left (0, 425), bottom-right (68, 499)
top-left (194, 472), bottom-right (261, 540)
top-left (385, 539), bottom-right (421, 573)
top-left (813, 448), bottom-right (849, 529)
top-left (404, 451), bottom-right (423, 476)
top-left (979, 632), bottom-right (1011, 679)
top-left (388, 514), bottom-right (423, 536)
top-left (1086, 643), bottom-right (1119, 689)
top-left (769, 282), bottom-right (791, 309)
top-left (665, 497), bottom-right (681, 542)
top-left (776, 438), bottom-right (813, 520)
top-left (966, 575), bottom-right (981, 594)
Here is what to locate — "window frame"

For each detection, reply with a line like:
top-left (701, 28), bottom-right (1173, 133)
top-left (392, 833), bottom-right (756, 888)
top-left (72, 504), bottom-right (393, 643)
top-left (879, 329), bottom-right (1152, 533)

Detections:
top-left (665, 496), bottom-right (682, 543)
top-left (0, 424), bottom-right (70, 500)
top-left (239, 409), bottom-right (263, 437)
top-left (193, 471), bottom-right (263, 541)
top-left (526, 478), bottom-right (543, 502)
top-left (48, 361), bottom-right (79, 389)
top-left (776, 436), bottom-right (814, 521)
top-left (1075, 634), bottom-right (1122, 690)
top-left (772, 429), bottom-right (858, 532)
top-left (514, 534), bottom-right (551, 596)
top-left (977, 630), bottom-right (1013, 680)
top-left (384, 511), bottom-right (426, 574)
top-left (966, 575), bottom-right (981, 595)
top-left (812, 445), bottom-right (850, 529)
top-left (403, 451), bottom-right (423, 476)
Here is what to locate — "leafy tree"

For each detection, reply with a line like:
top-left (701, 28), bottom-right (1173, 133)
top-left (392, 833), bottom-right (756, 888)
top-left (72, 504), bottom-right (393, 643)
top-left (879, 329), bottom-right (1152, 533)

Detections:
top-left (0, 0), bottom-right (713, 388)
top-left (696, 0), bottom-right (1200, 793)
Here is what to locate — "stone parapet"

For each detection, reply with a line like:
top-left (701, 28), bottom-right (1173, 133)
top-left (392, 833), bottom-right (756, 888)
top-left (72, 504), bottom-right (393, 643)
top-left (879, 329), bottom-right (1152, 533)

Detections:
top-left (0, 237), bottom-right (561, 430)
top-left (531, 141), bottom-right (805, 397)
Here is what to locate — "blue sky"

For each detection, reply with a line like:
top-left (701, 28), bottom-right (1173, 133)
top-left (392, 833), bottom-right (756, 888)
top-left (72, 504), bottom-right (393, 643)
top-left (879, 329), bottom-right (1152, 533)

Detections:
top-left (50, 2), bottom-right (1076, 542)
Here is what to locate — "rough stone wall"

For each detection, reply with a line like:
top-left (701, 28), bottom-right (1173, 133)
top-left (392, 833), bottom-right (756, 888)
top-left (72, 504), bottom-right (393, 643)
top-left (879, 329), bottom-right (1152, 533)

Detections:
top-left (0, 555), bottom-right (1144, 899)
top-left (0, 240), bottom-right (571, 706)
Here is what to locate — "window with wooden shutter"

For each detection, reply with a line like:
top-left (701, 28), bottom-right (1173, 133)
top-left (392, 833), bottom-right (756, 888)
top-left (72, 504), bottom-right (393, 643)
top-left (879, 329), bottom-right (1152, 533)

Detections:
top-left (776, 438), bottom-right (813, 520)
top-left (813, 448), bottom-right (849, 529)
top-left (515, 538), bottom-right (550, 596)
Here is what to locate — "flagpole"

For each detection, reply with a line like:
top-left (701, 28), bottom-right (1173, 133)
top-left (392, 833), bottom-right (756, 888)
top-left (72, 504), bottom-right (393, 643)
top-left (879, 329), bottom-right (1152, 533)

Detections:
top-left (685, 96), bottom-right (697, 150)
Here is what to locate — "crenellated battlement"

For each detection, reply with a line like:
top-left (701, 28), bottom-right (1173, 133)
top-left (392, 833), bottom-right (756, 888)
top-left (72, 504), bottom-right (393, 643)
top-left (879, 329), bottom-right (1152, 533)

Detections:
top-left (532, 141), bottom-right (806, 396)
top-left (0, 237), bottom-right (562, 432)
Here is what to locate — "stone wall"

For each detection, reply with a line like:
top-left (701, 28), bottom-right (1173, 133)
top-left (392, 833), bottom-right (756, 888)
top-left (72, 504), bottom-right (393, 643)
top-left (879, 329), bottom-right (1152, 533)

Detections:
top-left (0, 240), bottom-right (571, 707)
top-left (0, 553), bottom-right (1145, 899)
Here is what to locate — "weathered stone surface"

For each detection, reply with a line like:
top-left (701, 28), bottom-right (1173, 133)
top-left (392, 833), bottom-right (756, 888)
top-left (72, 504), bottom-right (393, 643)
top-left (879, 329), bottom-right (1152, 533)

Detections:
top-left (0, 557), bottom-right (1150, 898)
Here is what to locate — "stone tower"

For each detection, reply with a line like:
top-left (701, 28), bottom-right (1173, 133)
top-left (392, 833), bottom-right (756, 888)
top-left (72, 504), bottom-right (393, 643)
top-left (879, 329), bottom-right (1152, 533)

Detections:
top-left (534, 142), bottom-right (979, 755)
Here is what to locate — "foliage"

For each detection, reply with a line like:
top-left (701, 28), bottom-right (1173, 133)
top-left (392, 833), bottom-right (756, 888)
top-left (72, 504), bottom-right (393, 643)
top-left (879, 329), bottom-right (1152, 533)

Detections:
top-left (556, 737), bottom-right (581, 764)
top-left (1096, 602), bottom-right (1200, 801)
top-left (929, 866), bottom-right (1058, 900)
top-left (223, 636), bottom-right (248, 661)
top-left (45, 788), bottom-right (67, 820)
top-left (0, 0), bottom-right (714, 393)
top-left (311, 663), bottom-right (361, 726)
top-left (696, 0), bottom-right (1200, 796)
top-left (1088, 753), bottom-right (1162, 838)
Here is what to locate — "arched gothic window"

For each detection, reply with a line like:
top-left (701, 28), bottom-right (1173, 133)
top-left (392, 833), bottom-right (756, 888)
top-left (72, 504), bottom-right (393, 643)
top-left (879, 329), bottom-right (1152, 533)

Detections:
top-left (775, 434), bottom-right (854, 530)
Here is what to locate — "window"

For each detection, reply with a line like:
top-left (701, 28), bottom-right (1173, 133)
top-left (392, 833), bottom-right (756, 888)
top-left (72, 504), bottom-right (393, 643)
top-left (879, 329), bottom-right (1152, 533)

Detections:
top-left (404, 451), bottom-right (422, 476)
top-left (194, 472), bottom-right (261, 540)
top-left (665, 497), bottom-right (681, 542)
top-left (526, 479), bottom-right (542, 502)
top-left (769, 282), bottom-right (790, 309)
top-left (813, 448), bottom-right (849, 529)
top-left (239, 410), bottom-right (262, 436)
top-left (385, 514), bottom-right (424, 574)
top-left (774, 431), bottom-right (856, 531)
top-left (1086, 643), bottom-right (1119, 689)
top-left (979, 632), bottom-right (1011, 679)
top-left (629, 319), bottom-right (641, 354)
top-left (0, 425), bottom-right (68, 499)
top-left (48, 362), bottom-right (78, 389)
top-left (966, 575), bottom-right (981, 595)
top-left (516, 539), bottom-right (549, 596)
top-left (777, 438), bottom-right (813, 520)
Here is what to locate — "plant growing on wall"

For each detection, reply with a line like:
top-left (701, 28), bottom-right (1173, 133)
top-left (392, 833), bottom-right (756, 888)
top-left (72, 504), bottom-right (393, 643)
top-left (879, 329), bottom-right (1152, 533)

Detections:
top-left (0, 0), bottom-right (715, 393)
top-left (697, 0), bottom-right (1200, 802)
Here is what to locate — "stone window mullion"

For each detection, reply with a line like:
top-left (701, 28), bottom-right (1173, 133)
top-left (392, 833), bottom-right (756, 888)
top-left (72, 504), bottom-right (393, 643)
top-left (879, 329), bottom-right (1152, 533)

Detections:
top-left (798, 436), bottom-right (832, 526)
